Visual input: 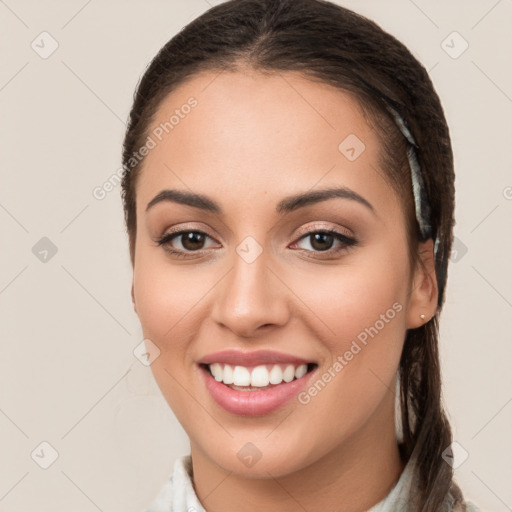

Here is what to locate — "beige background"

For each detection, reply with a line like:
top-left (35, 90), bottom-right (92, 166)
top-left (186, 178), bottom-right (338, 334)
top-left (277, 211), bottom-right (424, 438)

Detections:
top-left (1, 0), bottom-right (511, 511)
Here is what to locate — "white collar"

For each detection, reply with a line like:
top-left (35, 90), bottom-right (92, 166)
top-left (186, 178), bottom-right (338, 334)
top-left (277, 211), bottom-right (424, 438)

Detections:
top-left (145, 453), bottom-right (419, 512)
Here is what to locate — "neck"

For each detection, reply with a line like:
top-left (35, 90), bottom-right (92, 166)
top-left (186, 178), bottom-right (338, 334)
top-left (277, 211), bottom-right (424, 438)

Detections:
top-left (189, 400), bottom-right (405, 512)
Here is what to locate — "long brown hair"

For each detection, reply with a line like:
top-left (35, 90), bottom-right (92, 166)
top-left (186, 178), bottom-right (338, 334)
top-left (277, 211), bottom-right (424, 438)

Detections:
top-left (121, 1), bottom-right (463, 510)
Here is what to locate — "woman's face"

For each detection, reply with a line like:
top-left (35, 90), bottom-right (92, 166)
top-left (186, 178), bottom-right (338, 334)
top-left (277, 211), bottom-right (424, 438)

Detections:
top-left (131, 69), bottom-right (430, 478)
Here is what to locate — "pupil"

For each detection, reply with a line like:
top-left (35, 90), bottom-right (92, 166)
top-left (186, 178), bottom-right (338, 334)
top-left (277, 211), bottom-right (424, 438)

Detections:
top-left (311, 233), bottom-right (333, 251)
top-left (182, 232), bottom-right (204, 250)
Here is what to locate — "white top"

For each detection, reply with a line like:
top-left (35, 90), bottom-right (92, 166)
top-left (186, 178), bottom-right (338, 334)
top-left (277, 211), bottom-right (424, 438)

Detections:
top-left (143, 454), bottom-right (481, 512)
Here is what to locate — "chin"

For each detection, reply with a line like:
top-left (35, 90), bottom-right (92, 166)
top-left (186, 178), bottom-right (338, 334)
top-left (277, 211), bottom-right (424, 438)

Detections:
top-left (191, 427), bottom-right (331, 480)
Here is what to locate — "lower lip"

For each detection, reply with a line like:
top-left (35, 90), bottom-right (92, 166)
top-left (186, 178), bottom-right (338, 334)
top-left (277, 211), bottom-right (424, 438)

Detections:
top-left (200, 365), bottom-right (315, 416)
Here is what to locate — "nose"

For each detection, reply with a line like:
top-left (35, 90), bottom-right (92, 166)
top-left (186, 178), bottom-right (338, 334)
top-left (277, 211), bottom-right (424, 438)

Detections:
top-left (211, 247), bottom-right (291, 338)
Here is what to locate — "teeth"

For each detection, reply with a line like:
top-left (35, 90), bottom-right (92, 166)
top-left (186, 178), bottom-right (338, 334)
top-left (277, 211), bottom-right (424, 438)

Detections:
top-left (207, 363), bottom-right (311, 387)
top-left (269, 365), bottom-right (283, 384)
top-left (223, 364), bottom-right (234, 384)
top-left (295, 364), bottom-right (307, 379)
top-left (210, 362), bottom-right (223, 382)
top-left (283, 365), bottom-right (296, 382)
top-left (232, 365), bottom-right (251, 386)
top-left (251, 365), bottom-right (270, 387)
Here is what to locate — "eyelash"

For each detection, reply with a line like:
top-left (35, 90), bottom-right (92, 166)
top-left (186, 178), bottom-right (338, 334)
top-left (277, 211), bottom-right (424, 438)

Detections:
top-left (155, 228), bottom-right (358, 260)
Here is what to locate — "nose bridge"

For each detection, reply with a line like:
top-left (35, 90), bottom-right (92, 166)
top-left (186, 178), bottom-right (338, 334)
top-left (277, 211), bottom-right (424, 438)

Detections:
top-left (211, 236), bottom-right (289, 336)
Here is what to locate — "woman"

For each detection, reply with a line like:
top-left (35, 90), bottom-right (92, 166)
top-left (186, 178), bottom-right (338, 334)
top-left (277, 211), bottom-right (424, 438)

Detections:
top-left (121, 0), bottom-right (481, 510)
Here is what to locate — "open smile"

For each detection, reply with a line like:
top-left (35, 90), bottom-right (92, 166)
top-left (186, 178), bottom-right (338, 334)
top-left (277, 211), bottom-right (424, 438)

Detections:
top-left (199, 358), bottom-right (318, 416)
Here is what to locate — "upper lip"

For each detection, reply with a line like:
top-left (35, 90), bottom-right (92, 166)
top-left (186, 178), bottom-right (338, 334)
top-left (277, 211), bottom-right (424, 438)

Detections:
top-left (198, 349), bottom-right (315, 367)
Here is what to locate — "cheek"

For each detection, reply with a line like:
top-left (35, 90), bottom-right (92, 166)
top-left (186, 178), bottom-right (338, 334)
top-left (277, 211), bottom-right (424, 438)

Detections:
top-left (289, 248), bottom-right (408, 413)
top-left (294, 246), bottom-right (408, 340)
top-left (133, 249), bottom-right (206, 345)
top-left (132, 255), bottom-right (204, 413)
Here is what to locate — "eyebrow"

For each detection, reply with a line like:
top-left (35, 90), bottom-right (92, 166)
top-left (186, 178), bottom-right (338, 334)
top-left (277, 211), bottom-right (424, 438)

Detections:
top-left (145, 187), bottom-right (375, 215)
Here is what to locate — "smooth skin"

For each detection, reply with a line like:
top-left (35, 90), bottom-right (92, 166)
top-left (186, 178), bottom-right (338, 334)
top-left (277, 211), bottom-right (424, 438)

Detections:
top-left (131, 68), bottom-right (438, 512)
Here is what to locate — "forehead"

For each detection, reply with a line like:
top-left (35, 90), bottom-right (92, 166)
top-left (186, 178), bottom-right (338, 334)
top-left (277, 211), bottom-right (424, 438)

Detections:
top-left (136, 69), bottom-right (393, 217)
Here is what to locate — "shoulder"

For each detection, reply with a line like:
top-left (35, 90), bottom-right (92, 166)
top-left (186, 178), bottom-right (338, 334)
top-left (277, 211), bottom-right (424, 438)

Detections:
top-left (448, 492), bottom-right (483, 512)
top-left (464, 501), bottom-right (483, 512)
top-left (143, 477), bottom-right (172, 512)
top-left (142, 455), bottom-right (205, 512)
top-left (142, 456), bottom-right (185, 512)
top-left (142, 473), bottom-right (174, 512)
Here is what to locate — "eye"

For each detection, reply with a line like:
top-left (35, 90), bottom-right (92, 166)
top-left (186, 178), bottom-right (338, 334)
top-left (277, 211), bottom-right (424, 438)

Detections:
top-left (291, 229), bottom-right (358, 257)
top-left (155, 227), bottom-right (358, 259)
top-left (155, 230), bottom-right (217, 258)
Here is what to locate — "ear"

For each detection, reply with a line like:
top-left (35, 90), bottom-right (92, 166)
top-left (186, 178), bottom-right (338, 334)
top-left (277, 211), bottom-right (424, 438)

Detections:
top-left (406, 238), bottom-right (438, 329)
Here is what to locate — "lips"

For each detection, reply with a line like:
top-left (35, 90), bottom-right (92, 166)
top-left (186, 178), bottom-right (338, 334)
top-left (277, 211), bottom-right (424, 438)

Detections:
top-left (199, 349), bottom-right (313, 367)
top-left (198, 349), bottom-right (318, 416)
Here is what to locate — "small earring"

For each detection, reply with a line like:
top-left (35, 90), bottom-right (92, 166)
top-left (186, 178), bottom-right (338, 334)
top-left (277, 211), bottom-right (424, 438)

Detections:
top-left (419, 314), bottom-right (426, 321)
